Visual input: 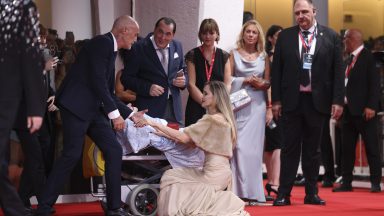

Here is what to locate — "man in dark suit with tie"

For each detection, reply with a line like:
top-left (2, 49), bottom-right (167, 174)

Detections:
top-left (0, 1), bottom-right (46, 215)
top-left (121, 17), bottom-right (186, 126)
top-left (271, 0), bottom-right (344, 206)
top-left (35, 16), bottom-right (142, 216)
top-left (333, 29), bottom-right (382, 193)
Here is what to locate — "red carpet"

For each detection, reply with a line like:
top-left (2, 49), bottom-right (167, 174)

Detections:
top-left (1, 183), bottom-right (383, 215)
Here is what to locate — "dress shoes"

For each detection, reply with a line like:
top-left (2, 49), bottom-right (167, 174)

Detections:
top-left (106, 207), bottom-right (132, 216)
top-left (304, 194), bottom-right (326, 205)
top-left (370, 184), bottom-right (381, 193)
top-left (332, 183), bottom-right (353, 192)
top-left (25, 206), bottom-right (36, 216)
top-left (293, 176), bottom-right (306, 186)
top-left (273, 195), bottom-right (291, 206)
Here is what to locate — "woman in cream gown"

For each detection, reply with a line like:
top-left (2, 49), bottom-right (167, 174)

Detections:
top-left (141, 81), bottom-right (249, 216)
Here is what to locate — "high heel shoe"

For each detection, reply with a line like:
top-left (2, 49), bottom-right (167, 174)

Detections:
top-left (265, 183), bottom-right (279, 196)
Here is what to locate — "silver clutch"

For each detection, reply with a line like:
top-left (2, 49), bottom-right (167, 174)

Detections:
top-left (230, 89), bottom-right (251, 111)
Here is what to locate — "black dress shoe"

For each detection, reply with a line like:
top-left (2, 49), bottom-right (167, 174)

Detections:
top-left (25, 206), bottom-right (36, 216)
top-left (304, 194), bottom-right (326, 205)
top-left (321, 179), bottom-right (334, 188)
top-left (273, 195), bottom-right (291, 206)
top-left (106, 207), bottom-right (132, 216)
top-left (370, 184), bottom-right (381, 193)
top-left (332, 183), bottom-right (353, 192)
top-left (294, 177), bottom-right (306, 186)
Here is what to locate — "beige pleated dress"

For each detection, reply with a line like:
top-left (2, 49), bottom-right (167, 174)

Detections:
top-left (157, 114), bottom-right (249, 216)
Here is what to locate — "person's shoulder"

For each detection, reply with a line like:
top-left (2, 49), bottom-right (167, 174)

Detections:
top-left (218, 48), bottom-right (230, 55)
top-left (317, 24), bottom-right (338, 37)
top-left (171, 39), bottom-right (182, 46)
top-left (185, 47), bottom-right (199, 58)
top-left (92, 33), bottom-right (111, 44)
top-left (202, 113), bottom-right (230, 127)
top-left (279, 26), bottom-right (298, 37)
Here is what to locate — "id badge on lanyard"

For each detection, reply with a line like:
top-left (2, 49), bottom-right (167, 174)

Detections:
top-left (303, 53), bottom-right (313, 70)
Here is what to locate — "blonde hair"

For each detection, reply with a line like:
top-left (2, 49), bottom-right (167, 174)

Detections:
top-left (236, 20), bottom-right (266, 54)
top-left (206, 81), bottom-right (237, 145)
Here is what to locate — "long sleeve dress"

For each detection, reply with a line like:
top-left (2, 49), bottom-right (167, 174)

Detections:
top-left (157, 114), bottom-right (249, 216)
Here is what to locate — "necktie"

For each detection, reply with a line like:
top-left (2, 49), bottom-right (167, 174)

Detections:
top-left (346, 54), bottom-right (354, 65)
top-left (159, 48), bottom-right (168, 74)
top-left (300, 30), bottom-right (310, 86)
top-left (345, 54), bottom-right (354, 78)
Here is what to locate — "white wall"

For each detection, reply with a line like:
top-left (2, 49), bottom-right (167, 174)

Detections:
top-left (134, 0), bottom-right (243, 53)
top-left (198, 0), bottom-right (243, 52)
top-left (51, 0), bottom-right (92, 40)
top-left (134, 0), bottom-right (200, 53)
top-left (98, 0), bottom-right (115, 34)
top-left (98, 0), bottom-right (132, 34)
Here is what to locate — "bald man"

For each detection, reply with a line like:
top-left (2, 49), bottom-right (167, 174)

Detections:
top-left (332, 29), bottom-right (382, 193)
top-left (35, 16), bottom-right (141, 216)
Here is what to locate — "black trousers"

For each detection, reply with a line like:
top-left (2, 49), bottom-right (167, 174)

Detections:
top-left (320, 118), bottom-right (335, 181)
top-left (279, 93), bottom-right (327, 196)
top-left (37, 108), bottom-right (123, 213)
top-left (16, 129), bottom-right (46, 207)
top-left (341, 106), bottom-right (382, 185)
top-left (0, 100), bottom-right (26, 216)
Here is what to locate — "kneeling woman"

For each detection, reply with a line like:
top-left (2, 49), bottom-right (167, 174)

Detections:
top-left (141, 81), bottom-right (249, 216)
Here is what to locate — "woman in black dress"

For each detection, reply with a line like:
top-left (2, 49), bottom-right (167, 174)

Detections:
top-left (185, 18), bottom-right (232, 126)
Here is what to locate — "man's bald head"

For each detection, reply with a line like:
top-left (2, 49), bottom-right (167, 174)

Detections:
top-left (343, 29), bottom-right (364, 54)
top-left (112, 15), bottom-right (138, 32)
top-left (111, 15), bottom-right (139, 50)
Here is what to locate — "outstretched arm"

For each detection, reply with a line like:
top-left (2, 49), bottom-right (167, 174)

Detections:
top-left (143, 118), bottom-right (193, 145)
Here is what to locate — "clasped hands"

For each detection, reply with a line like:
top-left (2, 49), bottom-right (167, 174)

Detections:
top-left (111, 103), bottom-right (148, 131)
top-left (245, 75), bottom-right (270, 90)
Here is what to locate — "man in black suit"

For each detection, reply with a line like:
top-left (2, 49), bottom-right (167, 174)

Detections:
top-left (0, 1), bottom-right (46, 215)
top-left (333, 29), bottom-right (382, 193)
top-left (35, 16), bottom-right (142, 216)
top-left (121, 17), bottom-right (186, 126)
top-left (271, 0), bottom-right (344, 206)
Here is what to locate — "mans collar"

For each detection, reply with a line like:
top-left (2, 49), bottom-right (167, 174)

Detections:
top-left (150, 35), bottom-right (169, 50)
top-left (351, 44), bottom-right (364, 56)
top-left (300, 21), bottom-right (317, 34)
top-left (110, 32), bottom-right (118, 52)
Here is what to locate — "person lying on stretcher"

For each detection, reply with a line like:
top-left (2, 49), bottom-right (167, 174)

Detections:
top-left (115, 107), bottom-right (204, 168)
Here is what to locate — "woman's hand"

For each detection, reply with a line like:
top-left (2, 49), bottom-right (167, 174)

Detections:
top-left (249, 76), bottom-right (270, 90)
top-left (266, 107), bottom-right (273, 125)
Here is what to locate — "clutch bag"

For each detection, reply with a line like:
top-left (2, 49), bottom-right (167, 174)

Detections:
top-left (230, 89), bottom-right (251, 111)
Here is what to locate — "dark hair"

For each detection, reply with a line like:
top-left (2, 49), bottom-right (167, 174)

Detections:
top-left (155, 17), bottom-right (177, 34)
top-left (198, 18), bottom-right (220, 43)
top-left (39, 24), bottom-right (47, 37)
top-left (243, 11), bottom-right (254, 24)
top-left (265, 25), bottom-right (283, 56)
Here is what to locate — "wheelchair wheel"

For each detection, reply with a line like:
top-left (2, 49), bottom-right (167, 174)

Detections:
top-left (127, 184), bottom-right (159, 216)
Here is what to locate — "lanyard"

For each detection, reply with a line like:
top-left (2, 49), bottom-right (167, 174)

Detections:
top-left (299, 28), bottom-right (316, 53)
top-left (199, 46), bottom-right (216, 81)
top-left (345, 50), bottom-right (362, 78)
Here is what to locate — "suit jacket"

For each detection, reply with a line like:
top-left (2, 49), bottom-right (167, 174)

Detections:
top-left (346, 48), bottom-right (380, 115)
top-left (0, 0), bottom-right (45, 128)
top-left (56, 33), bottom-right (131, 121)
top-left (271, 24), bottom-right (344, 114)
top-left (121, 33), bottom-right (186, 123)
